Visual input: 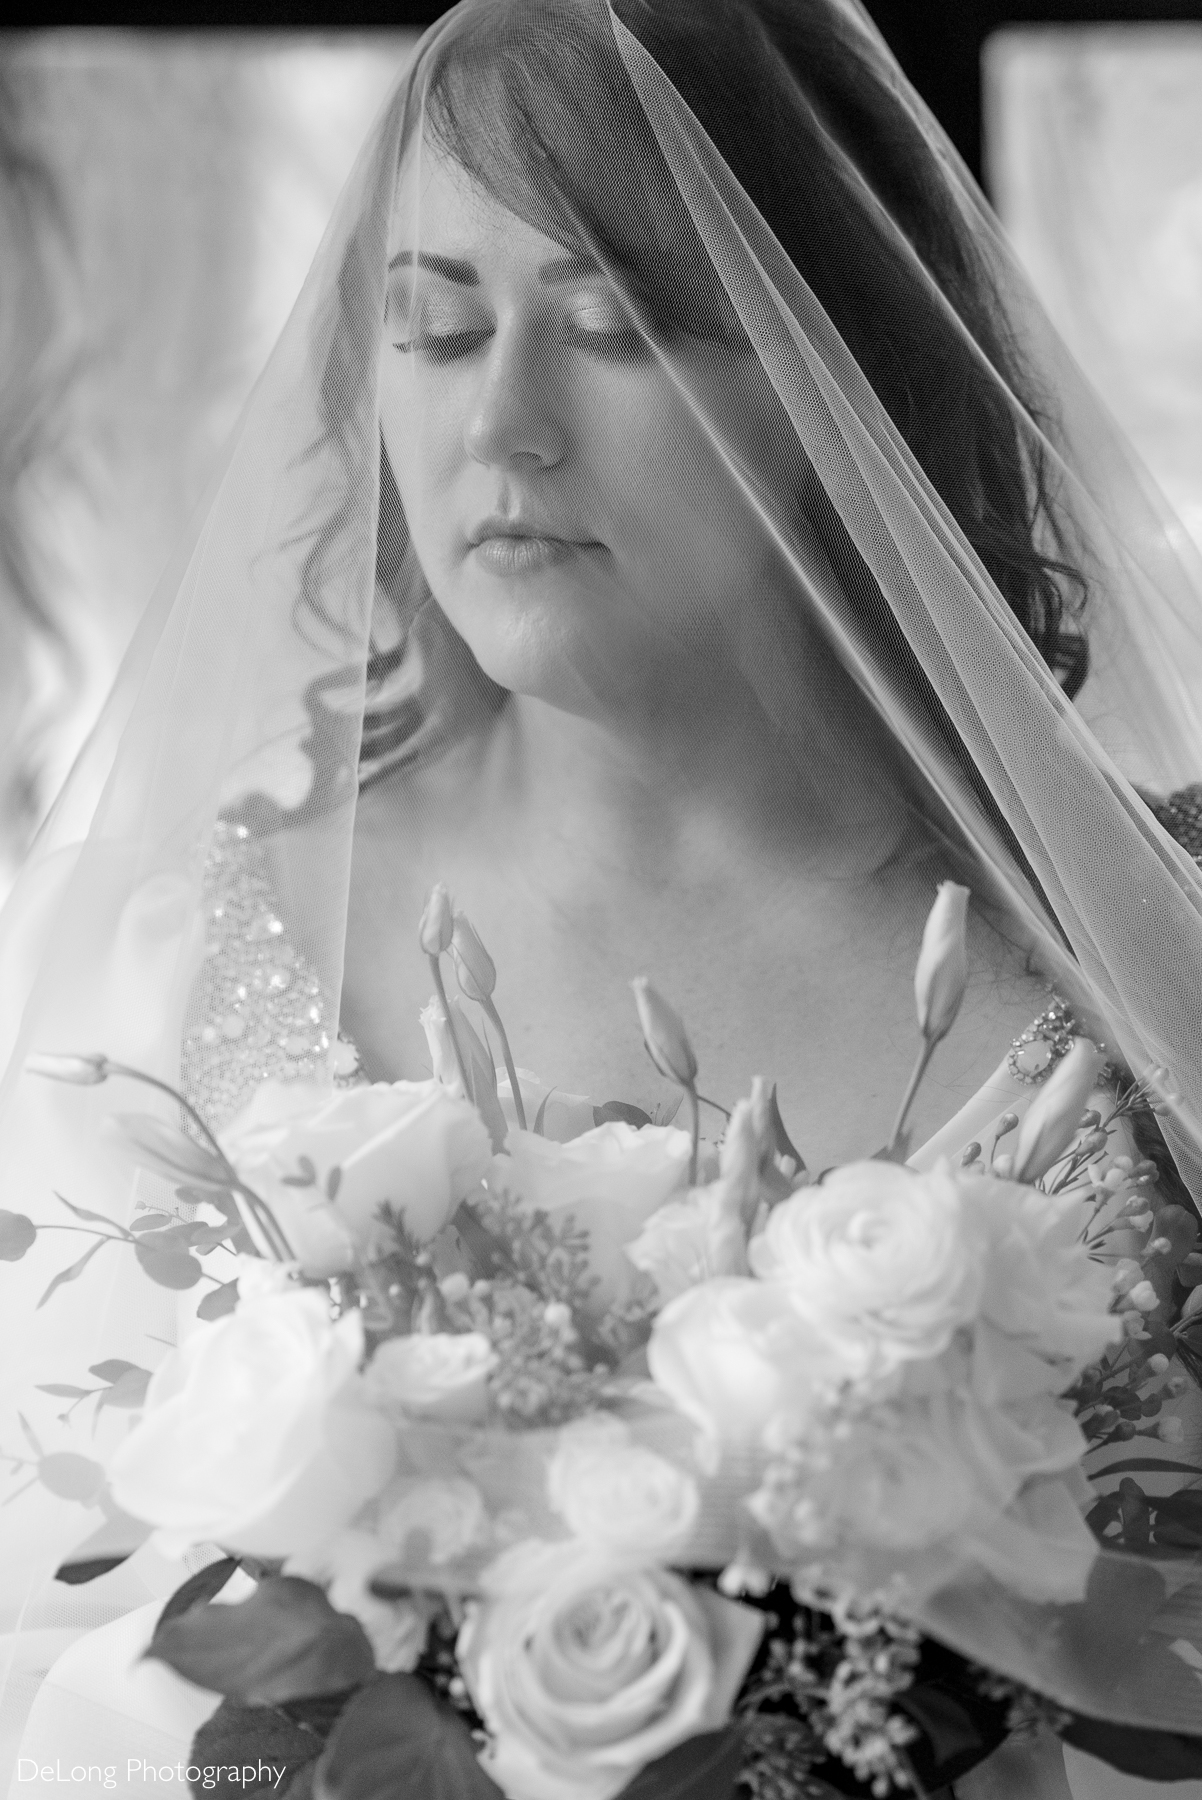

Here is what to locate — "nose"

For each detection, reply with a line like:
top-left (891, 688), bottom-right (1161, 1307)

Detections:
top-left (463, 319), bottom-right (567, 471)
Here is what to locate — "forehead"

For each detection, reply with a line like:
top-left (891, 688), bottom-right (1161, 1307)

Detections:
top-left (389, 137), bottom-right (571, 273)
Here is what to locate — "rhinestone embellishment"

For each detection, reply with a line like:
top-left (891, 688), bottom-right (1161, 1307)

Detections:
top-left (1006, 994), bottom-right (1075, 1086)
top-left (181, 818), bottom-right (360, 1129)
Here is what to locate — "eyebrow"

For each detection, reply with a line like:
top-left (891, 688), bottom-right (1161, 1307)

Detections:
top-left (386, 249), bottom-right (603, 286)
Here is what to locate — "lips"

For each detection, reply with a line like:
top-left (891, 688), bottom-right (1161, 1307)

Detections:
top-left (466, 515), bottom-right (600, 576)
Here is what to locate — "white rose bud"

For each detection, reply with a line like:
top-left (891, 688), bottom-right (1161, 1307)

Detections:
top-left (914, 882), bottom-right (970, 1043)
top-left (364, 1331), bottom-right (496, 1424)
top-left (25, 1051), bottom-right (110, 1085)
top-left (632, 977), bottom-right (698, 1088)
top-left (1011, 1039), bottom-right (1104, 1184)
top-left (451, 911), bottom-right (496, 1003)
top-left (419, 882), bottom-right (454, 957)
top-left (546, 1417), bottom-right (700, 1561)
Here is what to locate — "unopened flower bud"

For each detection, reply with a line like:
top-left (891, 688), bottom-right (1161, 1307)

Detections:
top-left (914, 882), bottom-right (970, 1044)
top-left (1167, 1374), bottom-right (1189, 1396)
top-left (1158, 1416), bottom-right (1185, 1444)
top-left (1011, 1038), bottom-right (1104, 1184)
top-left (419, 882), bottom-right (454, 957)
top-left (543, 1301), bottom-right (574, 1334)
top-left (451, 911), bottom-right (496, 1003)
top-left (992, 1151), bottom-right (1015, 1180)
top-left (632, 977), bottom-right (698, 1088)
top-left (960, 1142), bottom-right (982, 1167)
top-left (995, 1112), bottom-right (1019, 1139)
top-left (439, 1272), bottom-right (471, 1304)
top-left (1147, 1353), bottom-right (1170, 1376)
top-left (1148, 1237), bottom-right (1173, 1258)
top-left (25, 1051), bottom-right (109, 1086)
top-left (1112, 1259), bottom-right (1142, 1295)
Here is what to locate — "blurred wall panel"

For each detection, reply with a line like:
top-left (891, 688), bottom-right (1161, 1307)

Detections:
top-left (985, 27), bottom-right (1202, 554)
top-left (0, 32), bottom-right (415, 885)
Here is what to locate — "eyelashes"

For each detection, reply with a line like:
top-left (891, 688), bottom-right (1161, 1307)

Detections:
top-left (388, 301), bottom-right (653, 366)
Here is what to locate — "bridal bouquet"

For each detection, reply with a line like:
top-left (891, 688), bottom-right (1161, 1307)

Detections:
top-left (11, 883), bottom-right (1202, 1798)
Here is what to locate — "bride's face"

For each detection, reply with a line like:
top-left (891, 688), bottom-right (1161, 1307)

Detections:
top-left (379, 142), bottom-right (772, 718)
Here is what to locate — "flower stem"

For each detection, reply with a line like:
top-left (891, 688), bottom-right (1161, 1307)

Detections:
top-left (887, 1036), bottom-right (936, 1161)
top-left (429, 956), bottom-right (473, 1100)
top-left (695, 1092), bottom-right (732, 1120)
top-left (103, 1062), bottom-right (292, 1262)
top-left (686, 1083), bottom-right (700, 1186)
top-left (482, 995), bottom-right (526, 1131)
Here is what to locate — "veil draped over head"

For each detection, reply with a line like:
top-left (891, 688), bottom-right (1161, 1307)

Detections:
top-left (6, 0), bottom-right (1202, 1767)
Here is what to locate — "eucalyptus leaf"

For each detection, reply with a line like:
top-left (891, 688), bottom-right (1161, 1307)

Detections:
top-left (135, 1244), bottom-right (202, 1289)
top-left (593, 1100), bottom-right (654, 1129)
top-left (90, 1359), bottom-right (145, 1383)
top-left (147, 1576), bottom-right (375, 1705)
top-left (37, 1451), bottom-right (106, 1503)
top-left (0, 1211), bottom-right (36, 1260)
top-left (37, 1236), bottom-right (110, 1309)
top-left (97, 1368), bottom-right (152, 1410)
top-left (197, 1279), bottom-right (240, 1320)
top-left (315, 1675), bottom-right (502, 1800)
top-left (56, 1192), bottom-right (130, 1232)
top-left (36, 1384), bottom-right (94, 1400)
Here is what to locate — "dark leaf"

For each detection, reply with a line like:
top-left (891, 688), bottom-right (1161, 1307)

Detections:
top-left (147, 1576), bottom-right (375, 1704)
top-left (532, 1090), bottom-right (552, 1137)
top-left (110, 1113), bottom-right (233, 1187)
top-left (191, 1698), bottom-right (328, 1795)
top-left (129, 1212), bottom-right (174, 1236)
top-left (593, 1100), bottom-right (654, 1130)
top-left (1088, 1457), bottom-right (1202, 1479)
top-left (90, 1358), bottom-right (146, 1384)
top-left (1059, 1714), bottom-right (1202, 1780)
top-left (135, 1243), bottom-right (203, 1289)
top-left (36, 1384), bottom-right (95, 1400)
top-left (616, 1731), bottom-right (742, 1800)
top-left (315, 1675), bottom-right (502, 1800)
top-left (198, 1279), bottom-right (241, 1321)
top-left (0, 1211), bottom-right (37, 1260)
top-left (38, 1451), bottom-right (106, 1503)
top-left (37, 1236), bottom-right (110, 1309)
top-left (56, 1509), bottom-right (152, 1584)
top-left (895, 1688), bottom-right (990, 1776)
top-left (159, 1557), bottom-right (241, 1627)
top-left (767, 1084), bottom-right (805, 1172)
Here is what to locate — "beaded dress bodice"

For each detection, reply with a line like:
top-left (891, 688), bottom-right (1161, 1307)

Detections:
top-left (181, 818), bottom-right (360, 1129)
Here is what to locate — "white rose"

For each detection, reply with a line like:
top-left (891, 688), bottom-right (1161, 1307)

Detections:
top-left (750, 1160), bottom-right (983, 1369)
top-left (647, 1277), bottom-right (870, 1458)
top-left (287, 1528), bottom-right (432, 1672)
top-left (221, 1077), bottom-right (492, 1265)
top-left (458, 1538), bottom-right (764, 1800)
top-left (970, 1175), bottom-right (1121, 1372)
top-left (546, 1417), bottom-right (699, 1561)
top-left (364, 1332), bottom-right (496, 1424)
top-left (377, 1476), bottom-right (492, 1567)
top-left (108, 1290), bottom-right (395, 1557)
top-left (495, 1122), bottom-right (691, 1311)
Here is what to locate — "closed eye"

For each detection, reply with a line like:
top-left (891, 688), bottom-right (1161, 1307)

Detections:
top-left (392, 326), bottom-right (494, 363)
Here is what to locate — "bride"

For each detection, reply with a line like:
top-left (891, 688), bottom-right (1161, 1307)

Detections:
top-left (3, 1), bottom-right (1202, 1795)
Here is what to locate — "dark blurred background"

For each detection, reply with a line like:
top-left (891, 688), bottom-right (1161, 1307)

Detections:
top-left (8, 0), bottom-right (1202, 180)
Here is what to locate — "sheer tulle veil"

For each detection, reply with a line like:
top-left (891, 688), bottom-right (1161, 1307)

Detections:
top-left (4, 0), bottom-right (1202, 1764)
